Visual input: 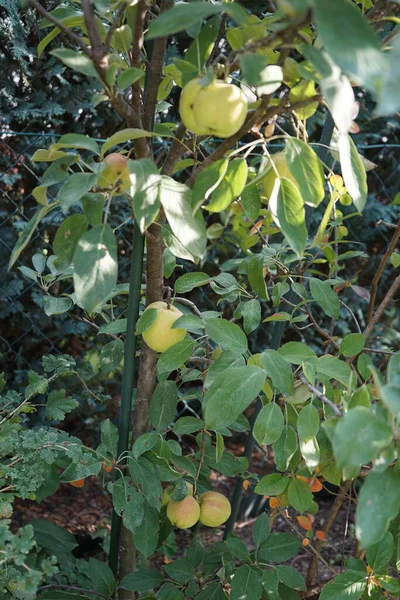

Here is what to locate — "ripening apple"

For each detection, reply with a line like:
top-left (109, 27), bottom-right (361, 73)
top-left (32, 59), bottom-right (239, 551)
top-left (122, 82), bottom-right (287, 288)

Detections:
top-left (262, 152), bottom-right (297, 202)
top-left (166, 496), bottom-right (200, 529)
top-left (161, 481), bottom-right (194, 505)
top-left (199, 491), bottom-right (231, 527)
top-left (98, 152), bottom-right (130, 191)
top-left (142, 301), bottom-right (186, 353)
top-left (179, 78), bottom-right (248, 138)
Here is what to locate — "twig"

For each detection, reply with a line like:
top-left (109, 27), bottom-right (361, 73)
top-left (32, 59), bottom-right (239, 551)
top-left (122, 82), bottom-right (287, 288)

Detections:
top-left (205, 14), bottom-right (227, 67)
top-left (364, 273), bottom-right (400, 343)
top-left (81, 0), bottom-right (106, 63)
top-left (304, 305), bottom-right (340, 351)
top-left (29, 0), bottom-right (90, 54)
top-left (306, 481), bottom-right (353, 587)
top-left (174, 296), bottom-right (202, 318)
top-left (104, 4), bottom-right (126, 50)
top-left (161, 123), bottom-right (188, 175)
top-left (189, 356), bottom-right (213, 365)
top-left (300, 375), bottom-right (342, 417)
top-left (74, 372), bottom-right (104, 404)
top-left (363, 347), bottom-right (395, 356)
top-left (38, 584), bottom-right (108, 599)
top-left (339, 300), bottom-right (362, 333)
top-left (367, 221), bottom-right (400, 322)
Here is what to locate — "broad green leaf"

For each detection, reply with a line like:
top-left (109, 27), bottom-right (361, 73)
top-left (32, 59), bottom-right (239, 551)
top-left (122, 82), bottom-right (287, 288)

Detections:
top-left (269, 178), bottom-right (307, 257)
top-left (377, 34), bottom-right (400, 115)
top-left (287, 478), bottom-right (313, 513)
top-left (366, 531), bottom-right (394, 573)
top-left (81, 193), bottom-right (105, 226)
top-left (31, 519), bottom-right (77, 554)
top-left (206, 158), bottom-right (248, 212)
top-left (46, 389), bottom-right (78, 421)
top-left (289, 79), bottom-right (319, 119)
top-left (132, 432), bottom-right (159, 460)
top-left (173, 416), bottom-right (205, 436)
top-left (310, 279), bottom-right (340, 319)
top-left (129, 457), bottom-right (162, 508)
top-left (99, 319), bottom-right (127, 335)
top-left (286, 138), bottom-right (325, 207)
top-left (53, 214), bottom-right (88, 269)
top-left (247, 254), bottom-right (268, 299)
top-left (128, 159), bottom-right (161, 232)
top-left (157, 340), bottom-right (195, 379)
top-left (175, 272), bottom-right (212, 293)
top-left (99, 339), bottom-right (124, 375)
top-left (225, 536), bottom-right (251, 562)
top-left (253, 513), bottom-right (271, 547)
top-left (50, 49), bottom-right (99, 77)
top-left (262, 570), bottom-right (279, 599)
top-left (192, 159), bottom-right (229, 212)
top-left (338, 133), bottom-right (368, 212)
top-left (332, 407), bottom-right (392, 469)
top-left (205, 318), bottom-right (248, 355)
top-left (135, 308), bottom-right (157, 335)
top-left (240, 299), bottom-right (261, 334)
top-left (32, 185), bottom-right (48, 205)
top-left (43, 296), bottom-right (73, 316)
top-left (253, 403), bottom-right (284, 446)
top-left (285, 383), bottom-right (312, 406)
top-left (120, 568), bottom-right (164, 592)
top-left (172, 314), bottom-right (204, 334)
top-left (300, 436), bottom-right (320, 471)
top-left (150, 381), bottom-right (179, 430)
top-left (356, 470), bottom-right (400, 548)
top-left (53, 133), bottom-right (99, 154)
top-left (8, 203), bottom-right (59, 270)
top-left (279, 342), bottom-right (316, 365)
top-left (231, 565), bottom-right (262, 600)
top-left (275, 566), bottom-right (306, 591)
top-left (204, 365), bottom-right (265, 430)
top-left (88, 558), bottom-right (116, 596)
top-left (73, 224), bottom-right (118, 313)
top-left (260, 349), bottom-right (294, 394)
top-left (195, 583), bottom-right (226, 600)
top-left (100, 128), bottom-right (155, 156)
top-left (185, 15), bottom-right (221, 68)
top-left (164, 559), bottom-right (194, 584)
top-left (160, 177), bottom-right (206, 261)
top-left (312, 0), bottom-right (385, 94)
top-left (255, 473), bottom-right (290, 496)
top-left (206, 350), bottom-right (246, 388)
top-left (41, 155), bottom-right (77, 186)
top-left (241, 54), bottom-right (283, 96)
top-left (31, 148), bottom-right (71, 162)
top-left (297, 404), bottom-right (319, 440)
top-left (117, 67), bottom-right (144, 90)
top-left (316, 356), bottom-right (352, 387)
top-left (340, 334), bottom-right (365, 358)
top-left (381, 385), bottom-right (400, 419)
top-left (274, 427), bottom-right (298, 472)
top-left (58, 173), bottom-right (97, 213)
top-left (100, 419), bottom-right (118, 457)
top-left (241, 185), bottom-right (261, 221)
top-left (258, 533), bottom-right (301, 562)
top-left (319, 571), bottom-right (366, 600)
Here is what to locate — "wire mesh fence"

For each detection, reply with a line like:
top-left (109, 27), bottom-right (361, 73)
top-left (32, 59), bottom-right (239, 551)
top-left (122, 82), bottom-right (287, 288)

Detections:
top-left (1, 130), bottom-right (399, 397)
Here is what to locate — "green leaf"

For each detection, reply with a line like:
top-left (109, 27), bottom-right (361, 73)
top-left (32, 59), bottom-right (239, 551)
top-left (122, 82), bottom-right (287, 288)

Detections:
top-left (173, 416), bottom-right (205, 436)
top-left (81, 193), bottom-right (105, 226)
top-left (269, 178), bottom-right (307, 257)
top-left (204, 366), bottom-right (266, 430)
top-left (275, 566), bottom-right (306, 591)
top-left (8, 203), bottom-right (58, 270)
top-left (128, 457), bottom-right (162, 508)
top-left (100, 128), bottom-right (155, 156)
top-left (297, 404), bottom-right (319, 440)
top-left (54, 133), bottom-right (99, 154)
top-left (319, 570), bottom-right (367, 600)
top-left (157, 583), bottom-right (184, 600)
top-left (248, 254), bottom-right (268, 299)
top-left (332, 407), bottom-right (392, 470)
top-left (120, 567), bottom-right (164, 592)
top-left (150, 381), bottom-right (179, 430)
top-left (225, 536), bottom-right (251, 562)
top-left (185, 15), bottom-right (221, 68)
top-left (173, 314), bottom-right (204, 334)
top-left (73, 224), bottom-right (118, 313)
top-left (255, 473), bottom-right (290, 496)
top-left (100, 419), bottom-right (118, 457)
top-left (122, 490), bottom-right (145, 533)
top-left (287, 478), bottom-right (313, 513)
top-left (260, 349), bottom-right (294, 394)
top-left (241, 185), bottom-right (261, 221)
top-left (25, 371), bottom-right (48, 398)
top-left (286, 138), bottom-right (325, 207)
top-left (206, 158), bottom-right (248, 213)
top-left (240, 299), bottom-right (261, 334)
top-left (132, 432), bottom-right (159, 460)
top-left (50, 48), bottom-right (99, 77)
top-left (310, 279), bottom-right (340, 319)
top-left (312, 0), bottom-right (385, 94)
top-left (135, 308), bottom-right (157, 335)
top-left (205, 318), bottom-right (248, 355)
top-left (88, 558), bottom-right (116, 596)
top-left (100, 339), bottom-right (124, 375)
top-left (274, 427), bottom-right (298, 472)
top-left (164, 559), bottom-right (194, 584)
top-left (231, 565), bottom-right (263, 600)
top-left (160, 177), bottom-right (206, 261)
top-left (157, 339), bottom-right (195, 379)
top-left (46, 389), bottom-right (78, 421)
top-left (43, 296), bottom-right (73, 316)
top-left (279, 342), bottom-right (316, 365)
top-left (241, 54), bottom-right (283, 96)
top-left (253, 512), bottom-right (271, 547)
top-left (128, 159), bottom-right (161, 232)
top-left (300, 436), bottom-right (320, 472)
top-left (195, 583), bottom-right (226, 600)
top-left (340, 334), bottom-right (365, 358)
top-left (377, 34), bottom-right (400, 116)
top-left (356, 470), bottom-right (400, 548)
top-left (99, 319), bottom-right (127, 335)
top-left (366, 531), bottom-right (394, 573)
top-left (381, 385), bottom-right (400, 419)
top-left (31, 519), bottom-right (77, 554)
top-left (175, 272), bottom-right (212, 293)
top-left (192, 159), bottom-right (229, 212)
top-left (253, 403), bottom-right (284, 446)
top-left (58, 173), bottom-right (97, 213)
top-left (53, 214), bottom-right (88, 269)
top-left (316, 356), bottom-right (352, 386)
top-left (258, 533), bottom-right (301, 562)
top-left (338, 133), bottom-right (368, 212)
top-left (117, 67), bottom-right (144, 90)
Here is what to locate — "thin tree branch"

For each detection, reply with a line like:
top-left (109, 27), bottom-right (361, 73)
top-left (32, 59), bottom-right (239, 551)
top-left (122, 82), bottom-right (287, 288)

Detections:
top-left (81, 0), bottom-right (106, 62)
top-left (300, 375), bottom-right (342, 417)
top-left (130, 0), bottom-right (151, 157)
top-left (367, 221), bottom-right (400, 322)
top-left (104, 4), bottom-right (126, 51)
top-left (304, 305), bottom-right (340, 351)
top-left (29, 0), bottom-right (90, 54)
top-left (161, 123), bottom-right (188, 175)
top-left (38, 585), bottom-right (108, 599)
top-left (364, 273), bottom-right (400, 344)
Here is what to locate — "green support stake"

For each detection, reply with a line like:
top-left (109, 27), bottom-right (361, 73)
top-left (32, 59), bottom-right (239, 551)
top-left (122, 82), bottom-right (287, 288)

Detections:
top-left (109, 220), bottom-right (145, 575)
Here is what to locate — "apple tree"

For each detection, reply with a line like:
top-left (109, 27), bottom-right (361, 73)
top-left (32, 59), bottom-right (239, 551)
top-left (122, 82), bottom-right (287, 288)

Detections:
top-left (2, 0), bottom-right (400, 598)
